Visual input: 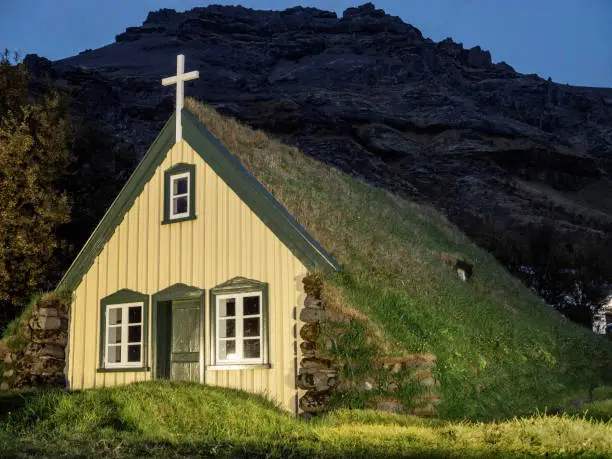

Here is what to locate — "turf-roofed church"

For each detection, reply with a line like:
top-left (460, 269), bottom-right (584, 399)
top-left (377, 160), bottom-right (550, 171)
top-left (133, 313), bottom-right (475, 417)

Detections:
top-left (58, 55), bottom-right (339, 413)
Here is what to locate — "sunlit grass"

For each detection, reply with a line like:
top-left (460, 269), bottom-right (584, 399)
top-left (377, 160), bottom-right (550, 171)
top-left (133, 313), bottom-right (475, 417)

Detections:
top-left (1, 382), bottom-right (612, 458)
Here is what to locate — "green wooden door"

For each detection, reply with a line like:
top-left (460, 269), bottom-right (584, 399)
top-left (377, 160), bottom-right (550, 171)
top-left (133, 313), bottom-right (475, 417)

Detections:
top-left (170, 299), bottom-right (201, 382)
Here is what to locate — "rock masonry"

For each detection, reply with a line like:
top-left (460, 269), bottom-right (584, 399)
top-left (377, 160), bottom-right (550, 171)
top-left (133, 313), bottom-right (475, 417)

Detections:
top-left (297, 289), bottom-right (339, 414)
top-left (0, 295), bottom-right (70, 390)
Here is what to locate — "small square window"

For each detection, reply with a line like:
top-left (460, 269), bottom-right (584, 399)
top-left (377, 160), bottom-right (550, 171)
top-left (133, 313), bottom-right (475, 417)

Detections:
top-left (164, 164), bottom-right (196, 224)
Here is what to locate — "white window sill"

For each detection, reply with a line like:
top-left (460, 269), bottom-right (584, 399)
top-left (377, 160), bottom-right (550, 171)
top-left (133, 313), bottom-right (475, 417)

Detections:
top-left (207, 363), bottom-right (271, 371)
top-left (97, 366), bottom-right (150, 373)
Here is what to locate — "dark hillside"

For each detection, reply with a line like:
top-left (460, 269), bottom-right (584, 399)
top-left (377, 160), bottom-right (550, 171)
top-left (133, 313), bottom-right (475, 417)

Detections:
top-left (24, 2), bottom-right (612, 321)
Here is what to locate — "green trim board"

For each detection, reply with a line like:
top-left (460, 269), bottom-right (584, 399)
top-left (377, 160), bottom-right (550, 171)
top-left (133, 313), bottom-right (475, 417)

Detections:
top-left (99, 289), bottom-right (149, 371)
top-left (56, 107), bottom-right (339, 293)
top-left (210, 277), bottom-right (270, 367)
top-left (162, 163), bottom-right (197, 224)
top-left (151, 284), bottom-right (205, 381)
top-left (56, 115), bottom-right (177, 292)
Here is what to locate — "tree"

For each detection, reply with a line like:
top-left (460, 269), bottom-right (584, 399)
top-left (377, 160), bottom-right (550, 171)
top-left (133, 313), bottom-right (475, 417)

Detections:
top-left (0, 51), bottom-right (71, 330)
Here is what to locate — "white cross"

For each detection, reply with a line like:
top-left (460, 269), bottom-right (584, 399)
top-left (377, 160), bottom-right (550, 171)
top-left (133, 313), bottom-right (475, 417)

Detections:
top-left (162, 54), bottom-right (199, 143)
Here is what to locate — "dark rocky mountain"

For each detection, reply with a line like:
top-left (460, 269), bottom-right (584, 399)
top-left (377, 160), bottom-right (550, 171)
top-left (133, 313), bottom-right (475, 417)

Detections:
top-left (24, 3), bottom-right (612, 318)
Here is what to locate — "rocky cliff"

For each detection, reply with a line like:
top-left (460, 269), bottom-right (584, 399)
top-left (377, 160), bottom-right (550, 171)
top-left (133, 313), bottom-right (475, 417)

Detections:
top-left (24, 3), bottom-right (612, 315)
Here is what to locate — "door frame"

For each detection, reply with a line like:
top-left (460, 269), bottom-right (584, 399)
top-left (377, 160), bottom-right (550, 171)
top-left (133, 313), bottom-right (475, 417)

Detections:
top-left (151, 283), bottom-right (205, 383)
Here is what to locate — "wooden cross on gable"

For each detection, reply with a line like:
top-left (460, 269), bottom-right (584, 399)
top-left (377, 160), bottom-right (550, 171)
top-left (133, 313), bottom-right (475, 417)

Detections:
top-left (162, 54), bottom-right (199, 143)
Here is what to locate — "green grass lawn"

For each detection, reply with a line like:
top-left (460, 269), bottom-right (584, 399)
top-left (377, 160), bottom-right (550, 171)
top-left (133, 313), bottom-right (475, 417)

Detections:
top-left (1, 382), bottom-right (611, 458)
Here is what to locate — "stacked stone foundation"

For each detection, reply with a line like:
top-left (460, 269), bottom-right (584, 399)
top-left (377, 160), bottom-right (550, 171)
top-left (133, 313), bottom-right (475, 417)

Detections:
top-left (0, 294), bottom-right (70, 390)
top-left (297, 288), bottom-right (338, 414)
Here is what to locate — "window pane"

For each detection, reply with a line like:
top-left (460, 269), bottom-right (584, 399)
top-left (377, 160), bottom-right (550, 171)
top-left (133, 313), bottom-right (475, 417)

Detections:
top-left (127, 345), bottom-right (141, 363)
top-left (244, 339), bottom-right (260, 359)
top-left (108, 308), bottom-right (122, 325)
top-left (107, 345), bottom-right (121, 363)
top-left (128, 325), bottom-right (141, 343)
top-left (219, 319), bottom-right (235, 338)
top-left (244, 317), bottom-right (260, 337)
top-left (173, 177), bottom-right (188, 195)
top-left (173, 197), bottom-right (188, 215)
top-left (219, 299), bottom-right (235, 317)
top-left (128, 306), bottom-right (141, 324)
top-left (243, 296), bottom-right (260, 316)
top-left (219, 340), bottom-right (236, 361)
top-left (108, 326), bottom-right (121, 344)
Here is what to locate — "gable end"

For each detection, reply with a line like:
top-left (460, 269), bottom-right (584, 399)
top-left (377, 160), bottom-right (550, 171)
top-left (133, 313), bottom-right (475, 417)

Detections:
top-left (57, 108), bottom-right (339, 293)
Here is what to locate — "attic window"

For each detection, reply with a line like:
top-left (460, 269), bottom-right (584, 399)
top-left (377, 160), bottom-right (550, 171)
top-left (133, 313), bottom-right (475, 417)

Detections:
top-left (163, 163), bottom-right (196, 224)
top-left (170, 173), bottom-right (190, 219)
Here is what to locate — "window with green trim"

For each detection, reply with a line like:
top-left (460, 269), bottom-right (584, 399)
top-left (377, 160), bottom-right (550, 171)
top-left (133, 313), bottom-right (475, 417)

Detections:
top-left (216, 292), bottom-right (264, 364)
top-left (99, 289), bottom-right (149, 372)
top-left (163, 163), bottom-right (196, 224)
top-left (211, 277), bottom-right (269, 367)
top-left (105, 303), bottom-right (144, 368)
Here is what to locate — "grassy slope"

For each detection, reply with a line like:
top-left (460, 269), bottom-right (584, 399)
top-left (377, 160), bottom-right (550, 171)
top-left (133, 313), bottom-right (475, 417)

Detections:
top-left (1, 382), bottom-right (612, 458)
top-left (186, 99), bottom-right (612, 420)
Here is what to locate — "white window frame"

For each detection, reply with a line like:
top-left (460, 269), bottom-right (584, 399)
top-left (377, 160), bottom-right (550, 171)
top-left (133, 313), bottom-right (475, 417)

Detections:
top-left (104, 302), bottom-right (144, 369)
top-left (169, 172), bottom-right (190, 220)
top-left (215, 292), bottom-right (264, 365)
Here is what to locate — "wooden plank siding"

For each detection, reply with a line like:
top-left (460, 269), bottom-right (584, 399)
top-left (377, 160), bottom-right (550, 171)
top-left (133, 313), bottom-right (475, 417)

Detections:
top-left (67, 140), bottom-right (307, 412)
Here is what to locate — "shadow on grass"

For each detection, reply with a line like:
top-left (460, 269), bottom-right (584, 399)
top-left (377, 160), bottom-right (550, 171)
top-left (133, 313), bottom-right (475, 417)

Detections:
top-left (3, 437), bottom-right (590, 459)
top-left (0, 391), bottom-right (42, 421)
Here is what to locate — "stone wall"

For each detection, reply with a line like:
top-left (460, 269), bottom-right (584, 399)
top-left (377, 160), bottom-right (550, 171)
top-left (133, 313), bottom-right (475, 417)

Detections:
top-left (297, 275), bottom-right (338, 414)
top-left (0, 294), bottom-right (70, 390)
top-left (296, 274), bottom-right (442, 417)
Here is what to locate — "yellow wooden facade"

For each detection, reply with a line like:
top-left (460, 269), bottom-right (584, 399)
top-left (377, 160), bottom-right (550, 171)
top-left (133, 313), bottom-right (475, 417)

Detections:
top-left (66, 140), bottom-right (308, 413)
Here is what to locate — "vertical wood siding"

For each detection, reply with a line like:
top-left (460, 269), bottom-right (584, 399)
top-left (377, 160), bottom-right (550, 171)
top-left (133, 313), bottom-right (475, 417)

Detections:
top-left (67, 141), bottom-right (307, 412)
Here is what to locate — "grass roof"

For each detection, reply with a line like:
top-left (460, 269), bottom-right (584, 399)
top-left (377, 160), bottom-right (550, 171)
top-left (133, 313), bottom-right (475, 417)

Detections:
top-left (188, 98), bottom-right (612, 420)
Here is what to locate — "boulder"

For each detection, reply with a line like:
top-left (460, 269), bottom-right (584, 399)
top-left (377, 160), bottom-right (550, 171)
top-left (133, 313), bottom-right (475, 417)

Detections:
top-left (297, 371), bottom-right (338, 391)
top-left (301, 357), bottom-right (333, 370)
top-left (30, 315), bottom-right (61, 331)
top-left (299, 307), bottom-right (326, 324)
top-left (304, 295), bottom-right (323, 310)
top-left (300, 322), bottom-right (320, 342)
top-left (38, 345), bottom-right (65, 360)
top-left (299, 390), bottom-right (331, 413)
top-left (38, 308), bottom-right (58, 317)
